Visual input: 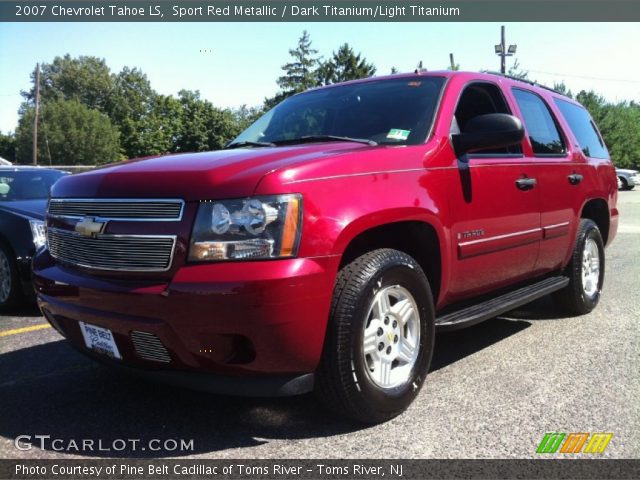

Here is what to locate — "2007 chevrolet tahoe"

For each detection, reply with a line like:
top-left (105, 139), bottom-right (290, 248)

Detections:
top-left (33, 71), bottom-right (618, 423)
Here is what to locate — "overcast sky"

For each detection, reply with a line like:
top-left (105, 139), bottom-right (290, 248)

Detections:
top-left (1, 21), bottom-right (639, 133)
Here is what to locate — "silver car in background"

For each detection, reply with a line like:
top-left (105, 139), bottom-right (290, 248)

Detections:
top-left (616, 168), bottom-right (640, 190)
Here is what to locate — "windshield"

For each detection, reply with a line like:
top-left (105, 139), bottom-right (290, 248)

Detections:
top-left (232, 77), bottom-right (446, 147)
top-left (0, 170), bottom-right (66, 201)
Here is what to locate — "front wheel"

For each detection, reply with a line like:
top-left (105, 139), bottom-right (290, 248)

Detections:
top-left (315, 249), bottom-right (435, 424)
top-left (555, 219), bottom-right (605, 315)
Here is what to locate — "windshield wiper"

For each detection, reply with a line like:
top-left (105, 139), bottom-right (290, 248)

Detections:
top-left (273, 135), bottom-right (378, 146)
top-left (224, 140), bottom-right (276, 149)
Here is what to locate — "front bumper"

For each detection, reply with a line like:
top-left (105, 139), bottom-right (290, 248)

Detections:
top-left (33, 250), bottom-right (340, 395)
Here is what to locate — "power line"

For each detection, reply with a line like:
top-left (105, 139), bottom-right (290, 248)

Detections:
top-left (527, 69), bottom-right (640, 84)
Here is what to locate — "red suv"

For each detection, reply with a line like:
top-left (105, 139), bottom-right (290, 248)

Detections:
top-left (33, 71), bottom-right (618, 423)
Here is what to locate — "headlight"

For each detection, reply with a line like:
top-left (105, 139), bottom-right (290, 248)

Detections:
top-left (188, 194), bottom-right (302, 262)
top-left (29, 219), bottom-right (46, 250)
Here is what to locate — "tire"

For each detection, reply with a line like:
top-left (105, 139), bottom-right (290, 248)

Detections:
top-left (554, 219), bottom-right (605, 315)
top-left (619, 177), bottom-right (634, 191)
top-left (315, 248), bottom-right (435, 424)
top-left (0, 242), bottom-right (23, 310)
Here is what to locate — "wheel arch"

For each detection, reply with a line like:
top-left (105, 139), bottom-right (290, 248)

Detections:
top-left (335, 213), bottom-right (446, 305)
top-left (580, 197), bottom-right (610, 245)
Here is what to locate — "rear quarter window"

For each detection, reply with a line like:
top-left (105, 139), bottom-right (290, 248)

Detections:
top-left (554, 98), bottom-right (609, 159)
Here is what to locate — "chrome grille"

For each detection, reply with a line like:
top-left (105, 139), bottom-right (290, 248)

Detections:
top-left (47, 228), bottom-right (176, 272)
top-left (130, 331), bottom-right (171, 363)
top-left (48, 198), bottom-right (184, 220)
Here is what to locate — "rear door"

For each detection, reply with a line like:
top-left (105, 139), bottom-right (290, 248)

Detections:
top-left (510, 89), bottom-right (587, 273)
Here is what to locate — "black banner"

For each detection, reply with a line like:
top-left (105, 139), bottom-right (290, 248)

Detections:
top-left (1, 459), bottom-right (640, 480)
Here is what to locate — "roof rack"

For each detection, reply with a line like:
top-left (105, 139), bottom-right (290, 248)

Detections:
top-left (482, 70), bottom-right (563, 95)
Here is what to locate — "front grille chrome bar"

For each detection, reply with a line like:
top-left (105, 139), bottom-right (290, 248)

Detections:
top-left (47, 228), bottom-right (177, 272)
top-left (48, 198), bottom-right (184, 221)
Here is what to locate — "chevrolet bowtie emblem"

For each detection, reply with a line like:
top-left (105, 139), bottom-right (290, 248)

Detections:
top-left (75, 217), bottom-right (106, 237)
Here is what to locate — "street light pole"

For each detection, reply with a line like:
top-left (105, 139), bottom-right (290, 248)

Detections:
top-left (494, 25), bottom-right (517, 75)
top-left (500, 25), bottom-right (506, 74)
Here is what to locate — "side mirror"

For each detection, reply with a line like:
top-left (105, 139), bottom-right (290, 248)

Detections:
top-left (451, 113), bottom-right (524, 158)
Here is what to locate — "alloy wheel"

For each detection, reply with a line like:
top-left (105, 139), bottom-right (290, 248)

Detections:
top-left (362, 285), bottom-right (420, 389)
top-left (581, 238), bottom-right (600, 298)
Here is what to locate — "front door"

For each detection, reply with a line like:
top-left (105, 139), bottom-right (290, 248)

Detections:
top-left (445, 82), bottom-right (541, 303)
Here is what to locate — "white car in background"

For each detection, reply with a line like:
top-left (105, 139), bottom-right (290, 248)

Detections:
top-left (616, 168), bottom-right (640, 190)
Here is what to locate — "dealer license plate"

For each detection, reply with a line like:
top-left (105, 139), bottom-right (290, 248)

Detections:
top-left (79, 322), bottom-right (122, 360)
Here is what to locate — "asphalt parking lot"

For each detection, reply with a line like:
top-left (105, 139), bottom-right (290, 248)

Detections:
top-left (1, 190), bottom-right (638, 460)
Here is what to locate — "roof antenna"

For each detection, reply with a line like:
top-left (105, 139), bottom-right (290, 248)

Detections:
top-left (414, 60), bottom-right (427, 74)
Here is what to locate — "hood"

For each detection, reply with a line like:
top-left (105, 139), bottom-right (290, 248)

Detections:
top-left (50, 143), bottom-right (374, 200)
top-left (616, 168), bottom-right (638, 175)
top-left (0, 199), bottom-right (47, 220)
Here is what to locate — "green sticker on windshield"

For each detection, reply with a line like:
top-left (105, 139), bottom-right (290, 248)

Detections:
top-left (387, 129), bottom-right (410, 140)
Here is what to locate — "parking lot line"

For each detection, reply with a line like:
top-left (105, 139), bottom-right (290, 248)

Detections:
top-left (0, 323), bottom-right (51, 337)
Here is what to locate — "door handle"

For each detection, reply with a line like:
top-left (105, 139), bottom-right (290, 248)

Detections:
top-left (515, 177), bottom-right (537, 191)
top-left (568, 173), bottom-right (583, 185)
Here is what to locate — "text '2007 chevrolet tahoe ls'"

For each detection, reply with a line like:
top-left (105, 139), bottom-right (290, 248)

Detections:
top-left (34, 71), bottom-right (618, 423)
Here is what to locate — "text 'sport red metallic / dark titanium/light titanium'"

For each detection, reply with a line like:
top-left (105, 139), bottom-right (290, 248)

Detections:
top-left (33, 71), bottom-right (619, 423)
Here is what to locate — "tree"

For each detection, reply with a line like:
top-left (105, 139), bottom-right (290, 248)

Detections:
top-left (117, 94), bottom-right (183, 158)
top-left (106, 67), bottom-right (159, 157)
top-left (574, 90), bottom-right (640, 170)
top-left (275, 31), bottom-right (321, 97)
top-left (12, 54), bottom-right (257, 161)
top-left (576, 90), bottom-right (607, 119)
top-left (0, 132), bottom-right (15, 162)
top-left (390, 67), bottom-right (399, 74)
top-left (263, 91), bottom-right (290, 110)
top-left (595, 102), bottom-right (640, 169)
top-left (174, 90), bottom-right (241, 152)
top-left (316, 43), bottom-right (376, 85)
top-left (15, 99), bottom-right (120, 165)
top-left (553, 81), bottom-right (573, 98)
top-left (507, 59), bottom-right (528, 79)
top-left (232, 104), bottom-right (264, 132)
top-left (22, 55), bottom-right (114, 112)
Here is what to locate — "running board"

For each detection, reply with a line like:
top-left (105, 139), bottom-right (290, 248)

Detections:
top-left (435, 276), bottom-right (570, 331)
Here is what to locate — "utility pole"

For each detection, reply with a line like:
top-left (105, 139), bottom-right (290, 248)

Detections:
top-left (500, 26), bottom-right (506, 74)
top-left (32, 63), bottom-right (40, 165)
top-left (449, 53), bottom-right (456, 71)
top-left (494, 25), bottom-right (517, 74)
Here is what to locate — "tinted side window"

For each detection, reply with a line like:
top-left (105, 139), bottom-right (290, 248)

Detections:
top-left (554, 98), bottom-right (609, 159)
top-left (513, 89), bottom-right (566, 156)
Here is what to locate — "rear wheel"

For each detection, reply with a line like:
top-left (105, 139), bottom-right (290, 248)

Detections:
top-left (315, 249), bottom-right (435, 424)
top-left (555, 219), bottom-right (605, 315)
